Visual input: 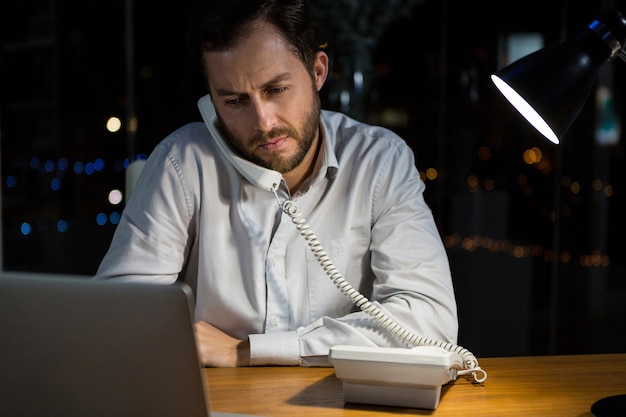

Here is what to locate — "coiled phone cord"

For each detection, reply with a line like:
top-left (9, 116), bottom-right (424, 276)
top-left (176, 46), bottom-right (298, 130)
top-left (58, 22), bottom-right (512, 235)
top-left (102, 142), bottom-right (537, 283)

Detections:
top-left (272, 187), bottom-right (487, 383)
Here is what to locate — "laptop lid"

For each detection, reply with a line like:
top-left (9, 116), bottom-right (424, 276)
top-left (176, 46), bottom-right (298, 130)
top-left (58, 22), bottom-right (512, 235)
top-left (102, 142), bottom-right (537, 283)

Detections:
top-left (0, 272), bottom-right (212, 417)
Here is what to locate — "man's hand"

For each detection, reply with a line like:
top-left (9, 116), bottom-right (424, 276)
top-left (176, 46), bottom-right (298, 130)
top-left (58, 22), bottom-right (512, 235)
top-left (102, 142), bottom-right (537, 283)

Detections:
top-left (193, 320), bottom-right (250, 367)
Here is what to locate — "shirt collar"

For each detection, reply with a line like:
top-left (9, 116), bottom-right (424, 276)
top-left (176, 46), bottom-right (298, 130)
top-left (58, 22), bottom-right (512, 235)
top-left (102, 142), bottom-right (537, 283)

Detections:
top-left (289, 112), bottom-right (338, 195)
top-left (319, 111), bottom-right (339, 180)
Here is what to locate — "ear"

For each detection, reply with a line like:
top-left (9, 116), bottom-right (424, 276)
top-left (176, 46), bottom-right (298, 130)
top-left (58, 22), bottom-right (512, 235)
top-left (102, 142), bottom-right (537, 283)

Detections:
top-left (312, 51), bottom-right (329, 91)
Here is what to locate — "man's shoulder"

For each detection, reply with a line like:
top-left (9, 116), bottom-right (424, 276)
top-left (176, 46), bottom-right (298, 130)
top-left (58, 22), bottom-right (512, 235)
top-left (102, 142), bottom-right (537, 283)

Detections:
top-left (321, 110), bottom-right (408, 154)
top-left (161, 122), bottom-right (210, 146)
top-left (145, 122), bottom-right (228, 175)
top-left (152, 122), bottom-right (215, 156)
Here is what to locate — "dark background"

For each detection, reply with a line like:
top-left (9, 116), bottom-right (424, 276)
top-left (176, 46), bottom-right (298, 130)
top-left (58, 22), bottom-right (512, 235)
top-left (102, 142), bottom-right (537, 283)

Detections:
top-left (1, 0), bottom-right (625, 358)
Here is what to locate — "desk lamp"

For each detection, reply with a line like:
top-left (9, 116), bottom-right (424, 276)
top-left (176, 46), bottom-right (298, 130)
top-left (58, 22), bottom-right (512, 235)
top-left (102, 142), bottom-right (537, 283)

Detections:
top-left (491, 9), bottom-right (626, 417)
top-left (491, 9), bottom-right (626, 144)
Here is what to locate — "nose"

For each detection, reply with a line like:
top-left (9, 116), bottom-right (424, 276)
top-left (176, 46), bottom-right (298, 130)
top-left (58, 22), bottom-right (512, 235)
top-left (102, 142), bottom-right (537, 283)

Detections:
top-left (250, 98), bottom-right (276, 133)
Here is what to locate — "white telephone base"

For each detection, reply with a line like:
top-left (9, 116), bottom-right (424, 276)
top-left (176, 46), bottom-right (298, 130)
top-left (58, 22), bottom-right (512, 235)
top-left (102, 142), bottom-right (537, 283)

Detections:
top-left (329, 345), bottom-right (463, 410)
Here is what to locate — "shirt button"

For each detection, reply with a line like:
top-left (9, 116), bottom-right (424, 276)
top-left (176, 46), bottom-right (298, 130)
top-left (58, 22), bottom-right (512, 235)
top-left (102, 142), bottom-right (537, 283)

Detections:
top-left (271, 316), bottom-right (280, 327)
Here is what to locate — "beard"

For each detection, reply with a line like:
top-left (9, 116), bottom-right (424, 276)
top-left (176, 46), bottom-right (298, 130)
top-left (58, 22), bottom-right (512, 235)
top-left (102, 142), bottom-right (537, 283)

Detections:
top-left (218, 92), bottom-right (321, 174)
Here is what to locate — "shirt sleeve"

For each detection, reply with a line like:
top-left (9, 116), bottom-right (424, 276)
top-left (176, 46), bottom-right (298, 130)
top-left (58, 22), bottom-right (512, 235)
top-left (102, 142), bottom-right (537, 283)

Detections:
top-left (93, 139), bottom-right (193, 284)
top-left (293, 137), bottom-right (458, 367)
top-left (248, 331), bottom-right (301, 366)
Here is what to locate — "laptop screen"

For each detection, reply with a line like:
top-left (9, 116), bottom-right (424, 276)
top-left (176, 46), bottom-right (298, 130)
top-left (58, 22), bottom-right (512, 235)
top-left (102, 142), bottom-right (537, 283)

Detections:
top-left (0, 272), bottom-right (210, 417)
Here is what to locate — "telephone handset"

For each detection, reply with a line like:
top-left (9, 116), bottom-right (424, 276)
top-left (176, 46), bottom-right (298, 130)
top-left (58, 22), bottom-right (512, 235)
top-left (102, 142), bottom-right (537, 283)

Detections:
top-left (197, 94), bottom-right (282, 193)
top-left (198, 94), bottom-right (486, 409)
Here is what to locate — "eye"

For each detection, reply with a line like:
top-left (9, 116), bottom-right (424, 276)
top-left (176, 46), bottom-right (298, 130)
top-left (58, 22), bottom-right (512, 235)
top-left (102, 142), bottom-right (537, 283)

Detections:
top-left (224, 96), bottom-right (247, 108)
top-left (267, 86), bottom-right (288, 96)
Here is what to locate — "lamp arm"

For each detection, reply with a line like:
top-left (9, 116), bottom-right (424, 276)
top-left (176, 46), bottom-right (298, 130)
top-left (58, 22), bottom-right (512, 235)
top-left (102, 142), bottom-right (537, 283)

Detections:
top-left (587, 10), bottom-right (626, 62)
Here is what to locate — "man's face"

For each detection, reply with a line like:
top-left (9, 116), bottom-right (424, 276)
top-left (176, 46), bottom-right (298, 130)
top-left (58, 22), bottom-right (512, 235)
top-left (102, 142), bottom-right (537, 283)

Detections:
top-left (204, 22), bottom-right (326, 175)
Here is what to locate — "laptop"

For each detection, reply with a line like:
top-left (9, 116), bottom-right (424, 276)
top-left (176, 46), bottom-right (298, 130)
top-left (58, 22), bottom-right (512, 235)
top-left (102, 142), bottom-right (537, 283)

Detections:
top-left (0, 271), bottom-right (260, 417)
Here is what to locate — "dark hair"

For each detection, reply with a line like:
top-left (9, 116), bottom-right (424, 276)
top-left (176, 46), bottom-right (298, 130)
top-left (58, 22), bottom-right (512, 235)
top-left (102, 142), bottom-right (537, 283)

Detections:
top-left (188, 0), bottom-right (317, 72)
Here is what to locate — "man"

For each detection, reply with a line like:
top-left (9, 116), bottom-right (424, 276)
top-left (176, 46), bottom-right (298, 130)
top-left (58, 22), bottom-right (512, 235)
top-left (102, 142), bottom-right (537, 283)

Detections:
top-left (94, 0), bottom-right (458, 368)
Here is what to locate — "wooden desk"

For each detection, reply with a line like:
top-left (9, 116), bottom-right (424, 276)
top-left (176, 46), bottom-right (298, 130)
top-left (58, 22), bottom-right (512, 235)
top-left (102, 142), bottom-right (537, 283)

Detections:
top-left (204, 353), bottom-right (626, 416)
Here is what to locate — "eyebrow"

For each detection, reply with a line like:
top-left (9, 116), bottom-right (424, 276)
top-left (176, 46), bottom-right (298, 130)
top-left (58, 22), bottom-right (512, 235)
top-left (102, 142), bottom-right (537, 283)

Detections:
top-left (215, 72), bottom-right (292, 97)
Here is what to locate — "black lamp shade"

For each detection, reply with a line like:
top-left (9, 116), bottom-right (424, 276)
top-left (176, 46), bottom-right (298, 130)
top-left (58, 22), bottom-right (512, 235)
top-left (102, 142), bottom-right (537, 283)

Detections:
top-left (491, 10), bottom-right (626, 144)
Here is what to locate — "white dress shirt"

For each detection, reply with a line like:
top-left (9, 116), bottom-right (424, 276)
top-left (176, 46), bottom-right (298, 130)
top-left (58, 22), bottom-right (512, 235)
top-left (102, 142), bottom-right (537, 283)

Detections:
top-left (94, 109), bottom-right (458, 366)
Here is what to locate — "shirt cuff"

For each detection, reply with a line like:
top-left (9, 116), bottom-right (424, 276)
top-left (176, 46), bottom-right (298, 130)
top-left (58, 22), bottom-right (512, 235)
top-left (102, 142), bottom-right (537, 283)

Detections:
top-left (248, 331), bottom-right (301, 366)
